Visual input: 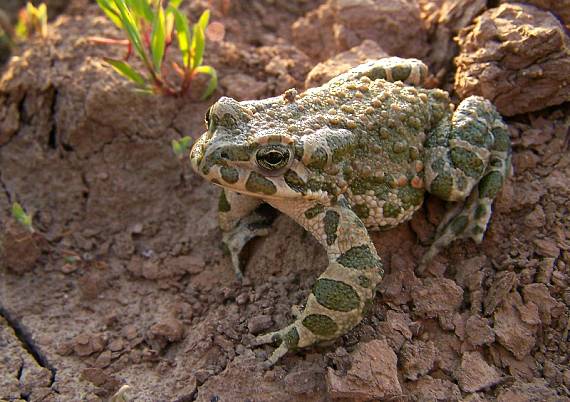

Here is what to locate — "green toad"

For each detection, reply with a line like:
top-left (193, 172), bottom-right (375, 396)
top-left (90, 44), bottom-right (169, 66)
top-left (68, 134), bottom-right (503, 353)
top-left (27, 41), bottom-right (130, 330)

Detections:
top-left (190, 57), bottom-right (511, 366)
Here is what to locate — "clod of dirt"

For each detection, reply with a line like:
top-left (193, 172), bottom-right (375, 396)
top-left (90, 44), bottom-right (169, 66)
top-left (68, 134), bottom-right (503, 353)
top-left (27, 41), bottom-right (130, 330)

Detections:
top-left (304, 40), bottom-right (388, 89)
top-left (484, 271), bottom-right (518, 315)
top-left (464, 315), bottom-right (495, 346)
top-left (405, 375), bottom-right (462, 401)
top-left (411, 277), bottom-right (463, 320)
top-left (247, 314), bottom-right (274, 335)
top-left (522, 283), bottom-right (562, 325)
top-left (496, 379), bottom-right (561, 402)
top-left (493, 292), bottom-right (538, 360)
top-left (219, 73), bottom-right (268, 101)
top-left (400, 339), bottom-right (436, 380)
top-left (0, 220), bottom-right (42, 274)
top-left (326, 339), bottom-right (401, 401)
top-left (73, 333), bottom-right (106, 357)
top-left (455, 3), bottom-right (570, 116)
top-left (500, 0), bottom-right (570, 26)
top-left (146, 317), bottom-right (185, 352)
top-left (292, 0), bottom-right (428, 62)
top-left (456, 351), bottom-right (503, 393)
top-left (423, 0), bottom-right (487, 77)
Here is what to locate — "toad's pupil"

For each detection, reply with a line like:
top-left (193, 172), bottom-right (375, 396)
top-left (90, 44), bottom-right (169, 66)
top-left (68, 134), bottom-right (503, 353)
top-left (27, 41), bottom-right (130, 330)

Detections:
top-left (265, 151), bottom-right (283, 165)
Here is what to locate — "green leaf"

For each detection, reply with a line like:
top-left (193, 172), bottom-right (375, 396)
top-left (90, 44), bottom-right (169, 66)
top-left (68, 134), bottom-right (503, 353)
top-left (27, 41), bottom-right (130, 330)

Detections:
top-left (150, 1), bottom-right (166, 71)
top-left (96, 0), bottom-right (123, 29)
top-left (105, 58), bottom-right (147, 85)
top-left (190, 9), bottom-right (209, 69)
top-left (169, 0), bottom-right (183, 9)
top-left (194, 65), bottom-right (217, 99)
top-left (11, 202), bottom-right (33, 232)
top-left (113, 0), bottom-right (148, 64)
top-left (131, 0), bottom-right (153, 22)
top-left (170, 7), bottom-right (191, 68)
top-left (37, 3), bottom-right (48, 37)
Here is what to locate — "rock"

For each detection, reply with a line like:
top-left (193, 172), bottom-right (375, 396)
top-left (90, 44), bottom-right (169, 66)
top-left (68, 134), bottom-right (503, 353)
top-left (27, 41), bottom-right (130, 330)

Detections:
top-left (400, 340), bottom-right (436, 380)
top-left (465, 315), bottom-right (495, 346)
top-left (499, 0), bottom-right (570, 26)
top-left (455, 3), bottom-right (570, 116)
top-left (326, 339), bottom-right (401, 401)
top-left (247, 315), bottom-right (273, 335)
top-left (219, 73), bottom-right (268, 101)
top-left (496, 379), bottom-right (560, 402)
top-left (456, 351), bottom-right (502, 392)
top-left (292, 0), bottom-right (428, 62)
top-left (405, 376), bottom-right (462, 401)
top-left (412, 278), bottom-right (463, 319)
top-left (304, 40), bottom-right (388, 89)
top-left (493, 292), bottom-right (537, 360)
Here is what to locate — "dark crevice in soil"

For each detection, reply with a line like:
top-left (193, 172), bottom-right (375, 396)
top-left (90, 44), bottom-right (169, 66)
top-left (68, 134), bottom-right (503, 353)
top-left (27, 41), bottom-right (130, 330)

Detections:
top-left (48, 89), bottom-right (58, 150)
top-left (0, 174), bottom-right (12, 204)
top-left (0, 306), bottom-right (56, 386)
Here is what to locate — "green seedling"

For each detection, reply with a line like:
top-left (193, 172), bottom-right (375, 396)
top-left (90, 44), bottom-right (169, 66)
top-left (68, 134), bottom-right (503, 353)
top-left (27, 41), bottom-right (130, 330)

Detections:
top-left (95, 0), bottom-right (217, 98)
top-left (11, 202), bottom-right (34, 233)
top-left (15, 2), bottom-right (48, 40)
top-left (171, 135), bottom-right (193, 159)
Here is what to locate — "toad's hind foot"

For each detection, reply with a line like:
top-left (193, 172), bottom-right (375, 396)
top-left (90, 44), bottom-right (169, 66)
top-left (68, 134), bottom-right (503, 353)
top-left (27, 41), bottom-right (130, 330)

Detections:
top-left (419, 99), bottom-right (511, 272)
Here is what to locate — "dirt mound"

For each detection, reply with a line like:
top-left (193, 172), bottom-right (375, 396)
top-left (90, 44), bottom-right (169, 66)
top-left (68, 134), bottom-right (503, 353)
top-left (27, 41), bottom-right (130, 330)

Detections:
top-left (1, 1), bottom-right (569, 401)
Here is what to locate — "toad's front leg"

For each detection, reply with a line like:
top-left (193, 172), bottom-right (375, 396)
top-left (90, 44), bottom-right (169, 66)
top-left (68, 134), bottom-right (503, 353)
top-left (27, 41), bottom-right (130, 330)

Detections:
top-left (252, 198), bottom-right (384, 366)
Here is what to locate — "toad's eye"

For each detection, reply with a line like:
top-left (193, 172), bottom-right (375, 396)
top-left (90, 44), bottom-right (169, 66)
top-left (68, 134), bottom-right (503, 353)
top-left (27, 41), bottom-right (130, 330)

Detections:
top-left (205, 107), bottom-right (212, 129)
top-left (256, 146), bottom-right (291, 171)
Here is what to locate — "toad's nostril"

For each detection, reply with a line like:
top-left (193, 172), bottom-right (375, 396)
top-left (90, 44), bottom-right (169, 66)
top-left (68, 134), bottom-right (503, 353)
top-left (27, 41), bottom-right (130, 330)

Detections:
top-left (221, 151), bottom-right (229, 159)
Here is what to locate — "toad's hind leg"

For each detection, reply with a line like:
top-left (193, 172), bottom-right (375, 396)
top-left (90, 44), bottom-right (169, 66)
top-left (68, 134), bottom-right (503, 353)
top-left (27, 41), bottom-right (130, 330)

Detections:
top-left (218, 189), bottom-right (273, 279)
top-left (421, 96), bottom-right (511, 267)
top-left (252, 198), bottom-right (384, 366)
top-left (330, 57), bottom-right (428, 87)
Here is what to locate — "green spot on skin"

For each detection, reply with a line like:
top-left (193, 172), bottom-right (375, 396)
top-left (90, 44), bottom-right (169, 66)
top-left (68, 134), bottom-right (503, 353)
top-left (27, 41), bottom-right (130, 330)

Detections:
top-left (282, 327), bottom-right (299, 348)
top-left (337, 245), bottom-right (382, 270)
top-left (218, 191), bottom-right (231, 213)
top-left (220, 166), bottom-right (239, 184)
top-left (430, 173), bottom-right (453, 199)
top-left (353, 203), bottom-right (370, 219)
top-left (245, 172), bottom-right (277, 195)
top-left (313, 278), bottom-right (360, 312)
top-left (305, 204), bottom-right (325, 220)
top-left (302, 314), bottom-right (338, 337)
top-left (475, 204), bottom-right (488, 219)
top-left (450, 148), bottom-right (484, 178)
top-left (284, 169), bottom-right (306, 193)
top-left (391, 65), bottom-right (411, 82)
top-left (479, 171), bottom-right (503, 198)
top-left (369, 66), bottom-right (386, 80)
top-left (492, 128), bottom-right (511, 152)
top-left (383, 202), bottom-right (401, 218)
top-left (450, 215), bottom-right (468, 234)
top-left (324, 210), bottom-right (340, 246)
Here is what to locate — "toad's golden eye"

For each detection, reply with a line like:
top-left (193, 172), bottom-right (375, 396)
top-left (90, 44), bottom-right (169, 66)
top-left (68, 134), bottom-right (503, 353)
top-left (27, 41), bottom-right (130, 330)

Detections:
top-left (256, 146), bottom-right (291, 171)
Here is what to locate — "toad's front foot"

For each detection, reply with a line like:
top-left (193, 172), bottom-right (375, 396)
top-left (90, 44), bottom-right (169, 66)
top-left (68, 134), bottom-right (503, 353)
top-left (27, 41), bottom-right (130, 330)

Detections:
top-left (222, 212), bottom-right (272, 279)
top-left (251, 324), bottom-right (301, 368)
